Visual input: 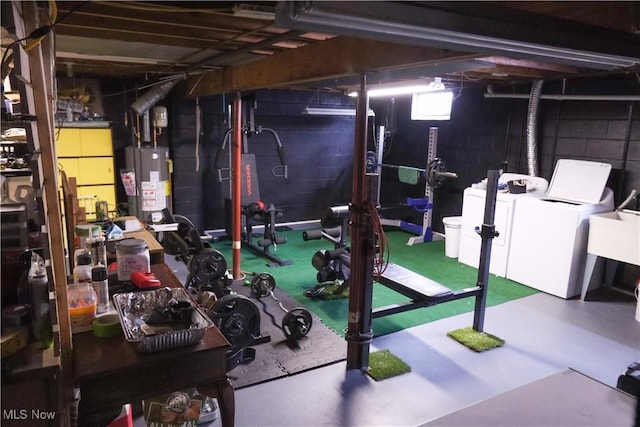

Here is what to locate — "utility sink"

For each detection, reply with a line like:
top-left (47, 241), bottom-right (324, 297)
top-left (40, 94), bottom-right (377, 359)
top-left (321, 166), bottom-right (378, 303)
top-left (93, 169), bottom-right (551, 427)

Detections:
top-left (588, 209), bottom-right (640, 266)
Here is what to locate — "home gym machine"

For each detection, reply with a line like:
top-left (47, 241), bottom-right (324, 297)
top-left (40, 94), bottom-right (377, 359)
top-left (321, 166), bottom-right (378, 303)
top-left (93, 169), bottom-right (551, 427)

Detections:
top-left (304, 169), bottom-right (500, 333)
top-left (368, 126), bottom-right (457, 245)
top-left (215, 97), bottom-right (291, 267)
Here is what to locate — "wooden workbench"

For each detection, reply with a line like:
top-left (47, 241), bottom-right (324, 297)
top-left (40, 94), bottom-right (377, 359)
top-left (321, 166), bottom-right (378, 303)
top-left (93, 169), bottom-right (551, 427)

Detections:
top-left (73, 263), bottom-right (234, 426)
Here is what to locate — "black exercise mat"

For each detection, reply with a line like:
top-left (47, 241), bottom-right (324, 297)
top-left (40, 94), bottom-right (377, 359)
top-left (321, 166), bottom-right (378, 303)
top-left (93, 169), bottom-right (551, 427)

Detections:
top-left (226, 281), bottom-right (347, 390)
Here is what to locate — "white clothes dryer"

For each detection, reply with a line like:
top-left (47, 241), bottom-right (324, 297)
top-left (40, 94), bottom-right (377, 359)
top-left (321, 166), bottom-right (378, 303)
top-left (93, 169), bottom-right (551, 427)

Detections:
top-left (458, 173), bottom-right (548, 276)
top-left (506, 160), bottom-right (614, 299)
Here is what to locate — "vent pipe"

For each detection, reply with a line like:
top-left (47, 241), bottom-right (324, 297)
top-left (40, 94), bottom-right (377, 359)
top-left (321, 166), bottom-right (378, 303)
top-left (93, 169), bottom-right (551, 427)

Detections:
top-left (526, 80), bottom-right (544, 176)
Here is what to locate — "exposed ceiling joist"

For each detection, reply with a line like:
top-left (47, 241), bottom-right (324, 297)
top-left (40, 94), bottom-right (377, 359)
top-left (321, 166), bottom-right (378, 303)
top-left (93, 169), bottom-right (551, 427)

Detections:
top-left (3, 1), bottom-right (639, 92)
top-left (182, 36), bottom-right (482, 96)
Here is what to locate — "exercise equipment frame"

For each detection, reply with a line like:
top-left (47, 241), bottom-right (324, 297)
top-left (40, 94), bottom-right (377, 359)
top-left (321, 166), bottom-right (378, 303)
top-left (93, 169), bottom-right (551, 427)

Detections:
top-left (309, 168), bottom-right (500, 338)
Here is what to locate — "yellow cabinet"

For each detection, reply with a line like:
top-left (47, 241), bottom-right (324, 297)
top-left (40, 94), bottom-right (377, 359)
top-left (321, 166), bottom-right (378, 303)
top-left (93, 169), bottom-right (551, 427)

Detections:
top-left (56, 128), bottom-right (112, 157)
top-left (55, 127), bottom-right (116, 221)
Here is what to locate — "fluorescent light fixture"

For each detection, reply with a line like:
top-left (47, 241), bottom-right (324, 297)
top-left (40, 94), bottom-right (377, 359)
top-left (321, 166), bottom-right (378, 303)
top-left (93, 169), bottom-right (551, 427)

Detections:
top-left (348, 78), bottom-right (446, 98)
top-left (276, 2), bottom-right (640, 70)
top-left (349, 84), bottom-right (435, 98)
top-left (303, 107), bottom-right (375, 116)
top-left (411, 90), bottom-right (453, 121)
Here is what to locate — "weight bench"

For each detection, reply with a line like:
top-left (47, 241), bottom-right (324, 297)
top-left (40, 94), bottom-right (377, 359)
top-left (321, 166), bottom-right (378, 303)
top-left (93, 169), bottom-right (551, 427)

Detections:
top-left (321, 249), bottom-right (482, 319)
top-left (373, 262), bottom-right (482, 318)
top-left (306, 169), bottom-right (501, 333)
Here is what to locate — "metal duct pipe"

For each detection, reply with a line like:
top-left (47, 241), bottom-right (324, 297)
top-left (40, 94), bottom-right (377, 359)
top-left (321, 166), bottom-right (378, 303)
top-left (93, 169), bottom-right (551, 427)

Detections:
top-left (526, 80), bottom-right (544, 176)
top-left (130, 77), bottom-right (183, 115)
top-left (485, 93), bottom-right (640, 101)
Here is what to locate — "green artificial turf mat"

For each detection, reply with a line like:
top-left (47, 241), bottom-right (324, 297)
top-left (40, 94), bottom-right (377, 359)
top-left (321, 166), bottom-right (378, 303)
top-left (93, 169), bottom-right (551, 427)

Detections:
top-left (447, 326), bottom-right (505, 352)
top-left (366, 349), bottom-right (411, 381)
top-left (303, 281), bottom-right (349, 300)
top-left (208, 229), bottom-right (538, 337)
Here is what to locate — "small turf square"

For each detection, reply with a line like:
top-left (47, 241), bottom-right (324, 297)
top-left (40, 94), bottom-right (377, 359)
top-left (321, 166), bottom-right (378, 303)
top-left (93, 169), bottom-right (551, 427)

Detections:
top-left (366, 349), bottom-right (412, 381)
top-left (447, 327), bottom-right (505, 352)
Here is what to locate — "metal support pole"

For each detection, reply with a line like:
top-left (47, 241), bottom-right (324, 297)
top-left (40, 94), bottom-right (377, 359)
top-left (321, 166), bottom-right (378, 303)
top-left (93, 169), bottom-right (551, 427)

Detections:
top-left (375, 125), bottom-right (385, 205)
top-left (346, 74), bottom-right (375, 371)
top-left (472, 169), bottom-right (500, 332)
top-left (407, 127), bottom-right (437, 245)
top-left (232, 94), bottom-right (242, 279)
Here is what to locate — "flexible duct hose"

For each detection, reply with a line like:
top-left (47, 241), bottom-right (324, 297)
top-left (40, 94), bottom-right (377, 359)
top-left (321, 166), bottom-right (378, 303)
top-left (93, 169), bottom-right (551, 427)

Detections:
top-left (526, 80), bottom-right (544, 176)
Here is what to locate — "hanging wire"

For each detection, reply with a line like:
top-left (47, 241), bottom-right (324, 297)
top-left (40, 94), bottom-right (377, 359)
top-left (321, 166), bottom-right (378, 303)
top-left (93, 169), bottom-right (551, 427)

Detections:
top-left (2, 1), bottom-right (89, 79)
top-left (195, 98), bottom-right (201, 172)
top-left (367, 201), bottom-right (389, 279)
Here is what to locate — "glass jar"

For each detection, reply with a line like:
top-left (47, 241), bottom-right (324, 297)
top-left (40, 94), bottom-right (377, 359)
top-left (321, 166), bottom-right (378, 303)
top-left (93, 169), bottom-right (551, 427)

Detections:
top-left (116, 238), bottom-right (150, 281)
top-left (73, 252), bottom-right (93, 284)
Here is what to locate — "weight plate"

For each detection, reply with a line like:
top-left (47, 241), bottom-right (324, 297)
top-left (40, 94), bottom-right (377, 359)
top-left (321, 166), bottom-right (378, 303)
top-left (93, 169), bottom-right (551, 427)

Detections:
top-left (281, 308), bottom-right (313, 340)
top-left (158, 214), bottom-right (197, 255)
top-left (189, 248), bottom-right (227, 285)
top-left (208, 295), bottom-right (261, 353)
top-left (250, 273), bottom-right (276, 298)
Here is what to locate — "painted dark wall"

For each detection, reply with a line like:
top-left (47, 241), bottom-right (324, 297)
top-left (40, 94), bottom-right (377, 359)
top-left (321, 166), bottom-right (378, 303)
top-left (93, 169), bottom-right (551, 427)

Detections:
top-left (374, 79), bottom-right (640, 234)
top-left (169, 90), bottom-right (358, 231)
top-left (100, 77), bottom-right (640, 237)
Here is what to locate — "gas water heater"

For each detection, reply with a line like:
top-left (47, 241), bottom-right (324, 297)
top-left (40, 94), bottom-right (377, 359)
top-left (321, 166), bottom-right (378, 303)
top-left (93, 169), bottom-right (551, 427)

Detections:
top-left (125, 146), bottom-right (170, 222)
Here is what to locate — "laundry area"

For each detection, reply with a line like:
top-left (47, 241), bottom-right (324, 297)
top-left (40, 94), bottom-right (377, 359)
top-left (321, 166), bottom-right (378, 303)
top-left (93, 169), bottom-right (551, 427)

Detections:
top-left (1, 2), bottom-right (639, 427)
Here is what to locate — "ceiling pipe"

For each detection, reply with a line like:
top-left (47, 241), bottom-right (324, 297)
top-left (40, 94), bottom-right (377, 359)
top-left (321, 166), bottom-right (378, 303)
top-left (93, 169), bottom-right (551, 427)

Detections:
top-left (276, 1), bottom-right (640, 70)
top-left (130, 77), bottom-right (183, 114)
top-left (484, 93), bottom-right (640, 101)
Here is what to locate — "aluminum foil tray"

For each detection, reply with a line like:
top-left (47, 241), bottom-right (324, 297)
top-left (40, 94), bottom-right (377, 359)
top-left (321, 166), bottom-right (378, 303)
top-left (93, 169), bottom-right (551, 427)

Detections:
top-left (113, 287), bottom-right (213, 353)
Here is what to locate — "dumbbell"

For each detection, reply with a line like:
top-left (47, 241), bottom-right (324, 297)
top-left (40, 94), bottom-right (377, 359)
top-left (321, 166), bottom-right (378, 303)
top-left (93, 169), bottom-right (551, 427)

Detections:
top-left (249, 273), bottom-right (313, 340)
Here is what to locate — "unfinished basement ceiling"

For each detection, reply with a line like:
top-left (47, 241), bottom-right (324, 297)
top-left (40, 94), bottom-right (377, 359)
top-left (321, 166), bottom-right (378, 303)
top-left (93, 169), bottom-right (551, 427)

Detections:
top-left (4, 1), bottom-right (640, 96)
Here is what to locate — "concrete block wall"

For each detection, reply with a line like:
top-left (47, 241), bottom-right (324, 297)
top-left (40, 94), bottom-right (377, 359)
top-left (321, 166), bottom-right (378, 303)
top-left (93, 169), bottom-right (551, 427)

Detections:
top-left (169, 90), bottom-right (357, 232)
top-left (102, 76), bottom-right (638, 239)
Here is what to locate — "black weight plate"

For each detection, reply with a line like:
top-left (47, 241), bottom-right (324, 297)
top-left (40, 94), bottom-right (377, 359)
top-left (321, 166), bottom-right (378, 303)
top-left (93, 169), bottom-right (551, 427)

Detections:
top-left (281, 308), bottom-right (313, 340)
top-left (189, 248), bottom-right (227, 285)
top-left (208, 294), bottom-right (261, 353)
top-left (158, 214), bottom-right (197, 255)
top-left (250, 273), bottom-right (276, 298)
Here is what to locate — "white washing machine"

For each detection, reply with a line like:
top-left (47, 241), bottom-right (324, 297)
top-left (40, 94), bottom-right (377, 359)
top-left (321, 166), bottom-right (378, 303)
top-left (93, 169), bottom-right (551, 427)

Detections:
top-left (506, 160), bottom-right (614, 299)
top-left (458, 173), bottom-right (548, 276)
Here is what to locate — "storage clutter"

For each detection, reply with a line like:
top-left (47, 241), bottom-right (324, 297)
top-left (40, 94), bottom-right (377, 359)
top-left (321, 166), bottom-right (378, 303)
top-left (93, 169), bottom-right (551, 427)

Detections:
top-left (67, 282), bottom-right (97, 334)
top-left (68, 226), bottom-right (113, 334)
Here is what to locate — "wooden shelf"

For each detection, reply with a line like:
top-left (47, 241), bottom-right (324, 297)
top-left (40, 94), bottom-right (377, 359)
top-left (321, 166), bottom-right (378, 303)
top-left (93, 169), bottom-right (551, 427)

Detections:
top-left (3, 342), bottom-right (60, 379)
top-left (1, 2), bottom-right (73, 426)
top-left (0, 168), bottom-right (31, 176)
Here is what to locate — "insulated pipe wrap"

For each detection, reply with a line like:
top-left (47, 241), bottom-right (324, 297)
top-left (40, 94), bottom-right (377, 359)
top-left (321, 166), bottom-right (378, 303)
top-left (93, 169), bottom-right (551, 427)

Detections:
top-left (526, 80), bottom-right (544, 177)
